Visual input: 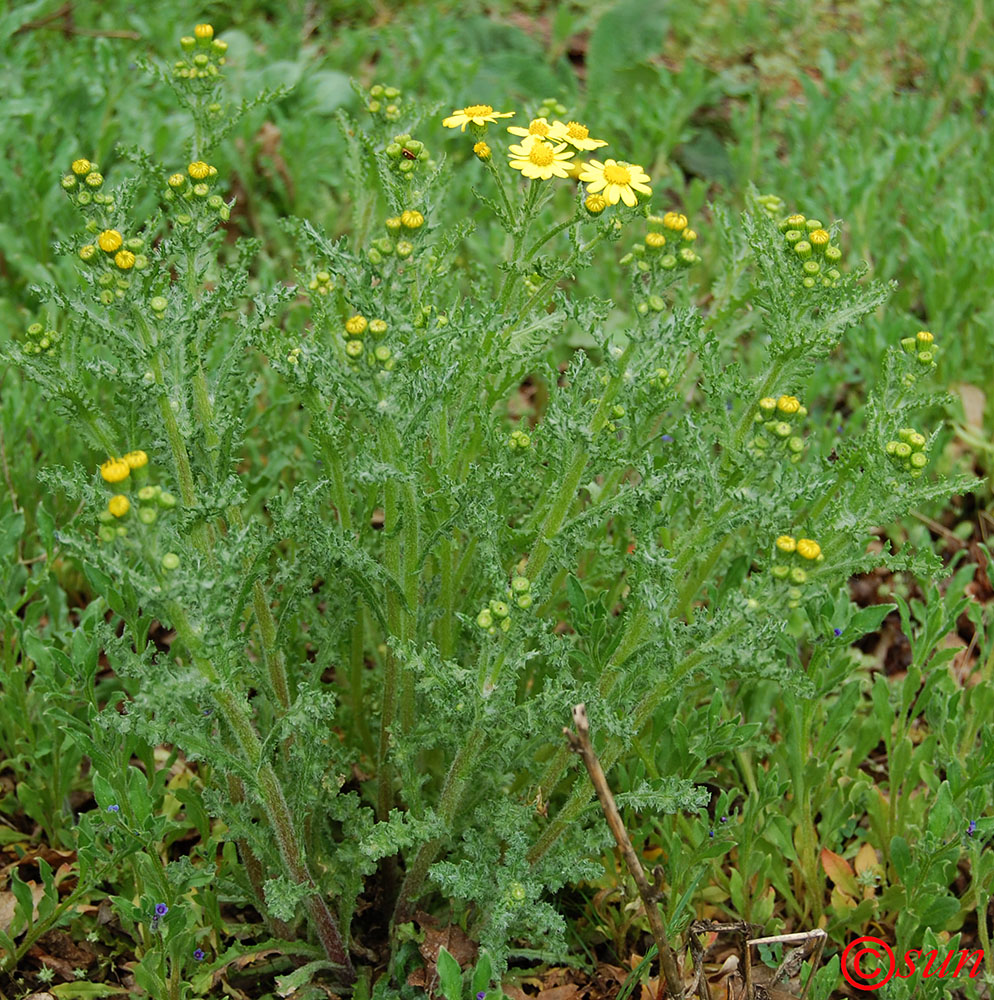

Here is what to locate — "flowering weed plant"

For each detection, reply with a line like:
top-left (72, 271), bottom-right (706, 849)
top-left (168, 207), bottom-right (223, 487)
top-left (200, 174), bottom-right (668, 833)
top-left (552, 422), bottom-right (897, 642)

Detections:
top-left (3, 19), bottom-right (993, 1000)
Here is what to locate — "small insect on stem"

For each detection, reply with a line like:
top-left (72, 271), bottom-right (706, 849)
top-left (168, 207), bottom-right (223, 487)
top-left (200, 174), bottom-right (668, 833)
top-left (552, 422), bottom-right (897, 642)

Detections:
top-left (401, 148), bottom-right (417, 160)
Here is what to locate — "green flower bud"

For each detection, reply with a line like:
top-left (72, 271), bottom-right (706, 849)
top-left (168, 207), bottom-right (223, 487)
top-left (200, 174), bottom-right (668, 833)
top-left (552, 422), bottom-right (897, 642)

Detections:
top-left (917, 350), bottom-right (934, 365)
top-left (384, 86), bottom-right (400, 99)
top-left (636, 302), bottom-right (649, 315)
top-left (98, 525), bottom-right (116, 542)
top-left (783, 229), bottom-right (803, 245)
top-left (374, 345), bottom-right (391, 363)
top-left (157, 491), bottom-right (177, 509)
top-left (511, 576), bottom-right (530, 594)
top-left (648, 294), bottom-right (664, 312)
top-left (660, 254), bottom-right (677, 270)
top-left (396, 240), bottom-right (414, 258)
top-left (794, 240), bottom-right (812, 260)
top-left (802, 260), bottom-right (820, 275)
top-left (370, 84), bottom-right (385, 98)
top-left (788, 436), bottom-right (804, 453)
top-left (138, 507), bottom-right (157, 525)
top-left (516, 593), bottom-right (533, 609)
top-left (677, 248), bottom-right (698, 266)
top-left (894, 442), bottom-right (912, 459)
top-left (774, 421), bottom-right (791, 438)
top-left (804, 219), bottom-right (823, 231)
top-left (789, 567), bottom-right (807, 584)
top-left (477, 608), bottom-right (494, 629)
top-left (910, 451), bottom-right (928, 469)
top-left (161, 552), bottom-right (181, 571)
top-left (345, 339), bottom-right (364, 358)
top-left (490, 600), bottom-right (510, 619)
top-left (367, 248), bottom-right (384, 265)
top-left (802, 276), bottom-right (816, 289)
top-left (771, 565), bottom-right (789, 579)
top-left (77, 190), bottom-right (92, 205)
top-left (824, 246), bottom-right (842, 263)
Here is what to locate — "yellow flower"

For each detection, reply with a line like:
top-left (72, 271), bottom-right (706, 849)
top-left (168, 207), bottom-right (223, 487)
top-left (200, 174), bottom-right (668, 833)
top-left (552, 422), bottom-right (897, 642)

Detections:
top-left (776, 395), bottom-right (800, 415)
top-left (98, 229), bottom-right (123, 253)
top-left (645, 232), bottom-right (667, 249)
top-left (115, 250), bottom-right (136, 270)
top-left (507, 117), bottom-right (556, 141)
top-left (507, 139), bottom-right (575, 180)
top-left (72, 159), bottom-right (92, 176)
top-left (473, 141), bottom-right (492, 161)
top-left (808, 228), bottom-right (830, 250)
top-left (442, 104), bottom-right (514, 131)
top-left (100, 459), bottom-right (130, 483)
top-left (775, 535), bottom-right (796, 554)
top-left (345, 315), bottom-right (368, 336)
top-left (917, 330), bottom-right (934, 346)
top-left (662, 211), bottom-right (688, 233)
top-left (188, 161), bottom-right (211, 180)
top-left (194, 23), bottom-right (214, 40)
top-left (124, 450), bottom-right (148, 469)
top-left (549, 120), bottom-right (608, 151)
top-left (797, 538), bottom-right (821, 560)
top-left (584, 193), bottom-right (608, 215)
top-left (108, 495), bottom-right (130, 518)
top-left (578, 159), bottom-right (651, 207)
top-left (401, 210), bottom-right (424, 229)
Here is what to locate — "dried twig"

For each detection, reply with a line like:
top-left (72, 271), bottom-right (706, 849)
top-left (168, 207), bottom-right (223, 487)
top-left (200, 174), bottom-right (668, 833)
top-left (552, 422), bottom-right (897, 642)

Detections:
top-left (564, 703), bottom-right (685, 998)
top-left (744, 929), bottom-right (826, 1000)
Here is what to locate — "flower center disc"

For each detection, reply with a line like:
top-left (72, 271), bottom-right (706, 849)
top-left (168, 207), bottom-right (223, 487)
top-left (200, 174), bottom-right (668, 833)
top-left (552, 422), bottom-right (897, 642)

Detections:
top-left (528, 120), bottom-right (550, 135)
top-left (566, 121), bottom-right (589, 139)
top-left (603, 163), bottom-right (631, 184)
top-left (465, 104), bottom-right (493, 116)
top-left (528, 143), bottom-right (555, 166)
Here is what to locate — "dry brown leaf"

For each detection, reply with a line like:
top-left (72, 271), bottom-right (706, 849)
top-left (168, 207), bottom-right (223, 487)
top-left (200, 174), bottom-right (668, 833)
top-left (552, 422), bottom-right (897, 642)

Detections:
top-left (958, 383), bottom-right (986, 430)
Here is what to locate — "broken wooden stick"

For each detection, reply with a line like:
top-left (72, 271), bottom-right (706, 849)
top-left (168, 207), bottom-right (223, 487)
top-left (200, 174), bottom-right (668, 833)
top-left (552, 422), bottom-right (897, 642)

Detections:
top-left (564, 703), bottom-right (686, 999)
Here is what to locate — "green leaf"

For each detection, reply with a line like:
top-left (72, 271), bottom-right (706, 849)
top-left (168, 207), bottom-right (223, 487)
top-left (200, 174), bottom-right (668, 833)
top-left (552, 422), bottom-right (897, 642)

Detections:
top-left (917, 895), bottom-right (960, 930)
top-left (299, 71), bottom-right (352, 116)
top-left (890, 836), bottom-right (913, 883)
top-left (587, 0), bottom-right (669, 95)
top-left (471, 951), bottom-right (493, 997)
top-left (566, 573), bottom-right (586, 618)
top-left (436, 945), bottom-right (463, 1000)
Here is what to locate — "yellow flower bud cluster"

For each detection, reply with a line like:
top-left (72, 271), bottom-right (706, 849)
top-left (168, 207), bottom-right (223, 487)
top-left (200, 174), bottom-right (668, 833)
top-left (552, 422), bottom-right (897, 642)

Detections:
top-left (173, 24), bottom-right (228, 84)
top-left (477, 577), bottom-right (533, 636)
top-left (96, 452), bottom-right (175, 543)
top-left (899, 330), bottom-right (937, 376)
top-left (771, 534), bottom-right (823, 606)
top-left (308, 270), bottom-right (334, 296)
top-left (369, 211), bottom-right (424, 267)
top-left (507, 428), bottom-right (531, 451)
top-left (750, 394), bottom-right (808, 462)
top-left (624, 212), bottom-right (700, 284)
top-left (77, 230), bottom-right (149, 304)
top-left (777, 211), bottom-right (842, 290)
top-left (340, 315), bottom-right (393, 370)
top-left (20, 321), bottom-right (62, 358)
top-left (885, 427), bottom-right (930, 478)
top-left (366, 83), bottom-right (403, 122)
top-left (62, 158), bottom-right (113, 211)
top-left (163, 161), bottom-right (228, 223)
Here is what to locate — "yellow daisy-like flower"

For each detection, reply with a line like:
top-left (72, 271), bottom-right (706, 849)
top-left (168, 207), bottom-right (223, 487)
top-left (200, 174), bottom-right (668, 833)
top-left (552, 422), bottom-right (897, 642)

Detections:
top-left (776, 395), bottom-right (801, 415)
top-left (775, 535), bottom-right (796, 554)
top-left (507, 117), bottom-right (556, 142)
top-left (108, 495), bottom-right (130, 518)
top-left (549, 120), bottom-right (608, 151)
top-left (188, 161), bottom-right (211, 180)
top-left (194, 23), bottom-right (214, 40)
top-left (796, 538), bottom-right (821, 560)
top-left (507, 139), bottom-right (574, 180)
top-left (98, 229), bottom-right (123, 253)
top-left (100, 459), bottom-right (131, 484)
top-left (72, 159), bottom-right (92, 176)
top-left (578, 159), bottom-right (651, 207)
top-left (115, 250), bottom-right (136, 270)
top-left (442, 104), bottom-right (514, 131)
top-left (124, 450), bottom-right (148, 469)
top-left (473, 141), bottom-right (492, 161)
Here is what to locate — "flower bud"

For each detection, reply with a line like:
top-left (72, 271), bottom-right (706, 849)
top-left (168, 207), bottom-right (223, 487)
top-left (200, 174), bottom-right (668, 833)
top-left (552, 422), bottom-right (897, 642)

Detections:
top-left (115, 250), bottom-right (136, 270)
top-left (917, 350), bottom-right (934, 365)
top-left (824, 246), bottom-right (842, 263)
top-left (910, 451), bottom-right (928, 470)
top-left (138, 507), bottom-right (157, 525)
top-left (108, 495), bottom-right (130, 518)
top-left (72, 158), bottom-right (92, 176)
top-left (804, 218), bottom-right (823, 231)
top-left (161, 552), bottom-right (181, 571)
top-left (345, 339), bottom-right (364, 358)
top-left (662, 212), bottom-right (687, 233)
top-left (194, 23), bottom-right (214, 40)
top-left (771, 565), bottom-right (789, 579)
top-left (794, 240), bottom-right (812, 260)
top-left (188, 161), bottom-right (211, 180)
top-left (473, 141), bottom-right (491, 161)
top-left (789, 567), bottom-right (807, 584)
top-left (783, 229), bottom-right (803, 245)
top-left (648, 294), bottom-right (664, 312)
top-left (796, 538), bottom-right (821, 560)
top-left (401, 210), bottom-right (424, 229)
top-left (645, 231), bottom-right (666, 250)
top-left (584, 193), bottom-right (607, 215)
top-left (396, 240), bottom-right (414, 258)
top-left (775, 535), bottom-right (796, 554)
top-left (476, 608), bottom-right (494, 629)
top-left (158, 491), bottom-right (177, 509)
top-left (802, 260), bottom-right (820, 276)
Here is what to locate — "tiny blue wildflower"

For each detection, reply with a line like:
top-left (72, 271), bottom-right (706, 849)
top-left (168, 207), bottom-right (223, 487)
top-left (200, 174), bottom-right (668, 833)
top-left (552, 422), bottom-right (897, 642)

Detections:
top-left (107, 804), bottom-right (120, 812)
top-left (708, 829), bottom-right (714, 838)
top-left (477, 993), bottom-right (486, 1000)
top-left (661, 434), bottom-right (674, 443)
top-left (720, 815), bottom-right (728, 823)
top-left (968, 819), bottom-right (977, 836)
top-left (155, 903), bottom-right (169, 916)
top-left (834, 628), bottom-right (842, 637)
top-left (194, 948), bottom-right (205, 961)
